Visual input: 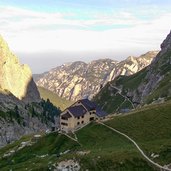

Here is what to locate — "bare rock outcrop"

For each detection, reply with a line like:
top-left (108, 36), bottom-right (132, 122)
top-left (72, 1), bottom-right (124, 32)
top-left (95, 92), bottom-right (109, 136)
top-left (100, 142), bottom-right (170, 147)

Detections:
top-left (35, 51), bottom-right (158, 101)
top-left (0, 35), bottom-right (40, 103)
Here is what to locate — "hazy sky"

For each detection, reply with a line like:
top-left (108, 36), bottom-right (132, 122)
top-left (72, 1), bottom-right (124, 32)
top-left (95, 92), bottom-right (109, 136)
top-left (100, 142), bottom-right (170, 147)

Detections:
top-left (0, 0), bottom-right (171, 73)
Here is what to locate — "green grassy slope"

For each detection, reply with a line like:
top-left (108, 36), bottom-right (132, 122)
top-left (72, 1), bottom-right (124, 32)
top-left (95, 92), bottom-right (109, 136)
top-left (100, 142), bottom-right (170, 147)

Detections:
top-left (0, 123), bottom-right (154, 171)
top-left (93, 81), bottom-right (134, 114)
top-left (38, 86), bottom-right (73, 111)
top-left (0, 132), bottom-right (79, 171)
top-left (94, 50), bottom-right (171, 114)
top-left (75, 123), bottom-right (154, 171)
top-left (1, 102), bottom-right (171, 170)
top-left (94, 67), bottom-right (149, 114)
top-left (106, 101), bottom-right (171, 165)
top-left (115, 50), bottom-right (171, 104)
top-left (143, 50), bottom-right (171, 104)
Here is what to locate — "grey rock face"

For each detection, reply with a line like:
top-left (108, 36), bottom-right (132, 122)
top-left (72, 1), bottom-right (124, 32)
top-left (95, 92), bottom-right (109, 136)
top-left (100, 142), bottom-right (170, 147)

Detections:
top-left (160, 30), bottom-right (171, 52)
top-left (36, 51), bottom-right (158, 101)
top-left (0, 113), bottom-right (49, 148)
top-left (0, 91), bottom-right (58, 147)
top-left (0, 89), bottom-right (52, 148)
top-left (139, 31), bottom-right (171, 102)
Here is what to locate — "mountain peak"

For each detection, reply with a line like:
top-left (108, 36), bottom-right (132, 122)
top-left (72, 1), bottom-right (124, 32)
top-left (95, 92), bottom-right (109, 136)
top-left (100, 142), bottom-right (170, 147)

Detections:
top-left (0, 35), bottom-right (8, 47)
top-left (0, 35), bottom-right (10, 58)
top-left (160, 30), bottom-right (171, 52)
top-left (0, 35), bottom-right (40, 102)
top-left (126, 56), bottom-right (136, 61)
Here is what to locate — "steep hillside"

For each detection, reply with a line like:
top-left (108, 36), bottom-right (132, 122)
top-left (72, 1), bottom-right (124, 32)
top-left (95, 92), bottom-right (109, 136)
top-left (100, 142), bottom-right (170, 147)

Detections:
top-left (1, 101), bottom-right (171, 170)
top-left (38, 87), bottom-right (73, 111)
top-left (0, 99), bottom-right (61, 147)
top-left (0, 36), bottom-right (61, 147)
top-left (0, 125), bottom-right (153, 171)
top-left (106, 101), bottom-right (171, 166)
top-left (35, 51), bottom-right (158, 101)
top-left (94, 31), bottom-right (171, 113)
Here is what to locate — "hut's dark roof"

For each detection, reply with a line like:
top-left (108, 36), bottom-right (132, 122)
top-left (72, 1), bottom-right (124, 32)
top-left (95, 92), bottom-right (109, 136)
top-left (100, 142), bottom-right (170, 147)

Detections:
top-left (79, 99), bottom-right (96, 111)
top-left (61, 112), bottom-right (72, 119)
top-left (96, 106), bottom-right (108, 117)
top-left (68, 105), bottom-right (87, 117)
top-left (79, 99), bottom-right (108, 117)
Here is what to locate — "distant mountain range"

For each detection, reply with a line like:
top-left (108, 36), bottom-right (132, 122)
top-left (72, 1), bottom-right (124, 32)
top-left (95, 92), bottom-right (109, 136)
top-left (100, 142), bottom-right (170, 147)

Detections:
top-left (94, 31), bottom-right (171, 113)
top-left (34, 51), bottom-right (158, 101)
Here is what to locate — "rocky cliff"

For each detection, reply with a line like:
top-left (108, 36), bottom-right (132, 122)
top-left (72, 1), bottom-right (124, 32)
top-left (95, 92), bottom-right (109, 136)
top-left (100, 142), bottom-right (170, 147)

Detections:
top-left (137, 30), bottom-right (171, 103)
top-left (0, 36), bottom-right (60, 147)
top-left (94, 30), bottom-right (171, 113)
top-left (0, 96), bottom-right (60, 147)
top-left (35, 51), bottom-right (158, 101)
top-left (0, 36), bottom-right (40, 103)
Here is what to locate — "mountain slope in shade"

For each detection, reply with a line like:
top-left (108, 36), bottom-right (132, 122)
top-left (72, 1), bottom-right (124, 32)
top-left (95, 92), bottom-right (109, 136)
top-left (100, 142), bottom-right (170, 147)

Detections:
top-left (35, 51), bottom-right (158, 101)
top-left (0, 35), bottom-right (40, 103)
top-left (38, 86), bottom-right (73, 111)
top-left (94, 31), bottom-right (171, 113)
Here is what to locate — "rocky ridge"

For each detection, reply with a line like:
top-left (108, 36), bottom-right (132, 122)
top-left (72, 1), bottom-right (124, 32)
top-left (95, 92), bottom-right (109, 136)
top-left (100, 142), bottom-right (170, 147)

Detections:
top-left (125, 31), bottom-right (171, 104)
top-left (35, 51), bottom-right (158, 101)
top-left (94, 30), bottom-right (171, 113)
top-left (137, 30), bottom-right (171, 103)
